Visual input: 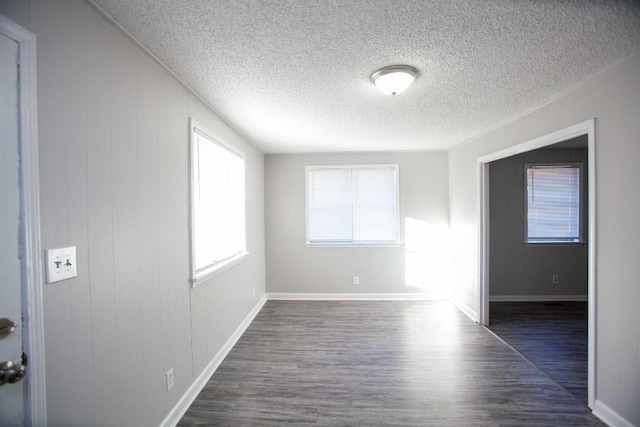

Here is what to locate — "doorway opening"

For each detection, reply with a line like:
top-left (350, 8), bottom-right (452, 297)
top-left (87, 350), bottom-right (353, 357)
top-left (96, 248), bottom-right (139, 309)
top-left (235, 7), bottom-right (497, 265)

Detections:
top-left (477, 119), bottom-right (596, 409)
top-left (485, 135), bottom-right (589, 404)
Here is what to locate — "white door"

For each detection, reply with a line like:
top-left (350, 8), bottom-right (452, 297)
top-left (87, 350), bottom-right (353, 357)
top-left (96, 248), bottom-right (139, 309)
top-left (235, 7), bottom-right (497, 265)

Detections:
top-left (0, 29), bottom-right (25, 425)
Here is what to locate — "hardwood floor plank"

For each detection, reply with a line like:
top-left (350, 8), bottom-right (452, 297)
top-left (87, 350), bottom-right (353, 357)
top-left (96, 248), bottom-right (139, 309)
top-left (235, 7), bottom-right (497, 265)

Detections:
top-left (179, 301), bottom-right (601, 426)
top-left (488, 301), bottom-right (588, 404)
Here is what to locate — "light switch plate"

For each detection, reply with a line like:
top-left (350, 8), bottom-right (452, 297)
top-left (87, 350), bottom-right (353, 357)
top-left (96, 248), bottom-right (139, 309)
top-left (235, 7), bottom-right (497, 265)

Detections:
top-left (45, 246), bottom-right (77, 284)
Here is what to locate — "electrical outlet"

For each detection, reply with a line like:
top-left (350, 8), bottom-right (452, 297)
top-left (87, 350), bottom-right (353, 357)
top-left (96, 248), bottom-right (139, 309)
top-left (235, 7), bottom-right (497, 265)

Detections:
top-left (166, 368), bottom-right (174, 391)
top-left (353, 276), bottom-right (360, 285)
top-left (552, 275), bottom-right (559, 284)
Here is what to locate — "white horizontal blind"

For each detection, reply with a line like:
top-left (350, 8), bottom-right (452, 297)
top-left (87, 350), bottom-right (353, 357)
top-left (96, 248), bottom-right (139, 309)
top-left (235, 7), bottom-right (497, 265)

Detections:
top-left (352, 168), bottom-right (398, 242)
top-left (193, 128), bottom-right (245, 273)
top-left (526, 165), bottom-right (580, 243)
top-left (308, 168), bottom-right (352, 242)
top-left (307, 165), bottom-right (398, 244)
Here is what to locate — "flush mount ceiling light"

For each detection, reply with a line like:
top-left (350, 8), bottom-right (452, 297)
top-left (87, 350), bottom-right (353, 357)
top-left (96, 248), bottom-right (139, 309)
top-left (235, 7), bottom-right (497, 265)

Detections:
top-left (371, 65), bottom-right (418, 96)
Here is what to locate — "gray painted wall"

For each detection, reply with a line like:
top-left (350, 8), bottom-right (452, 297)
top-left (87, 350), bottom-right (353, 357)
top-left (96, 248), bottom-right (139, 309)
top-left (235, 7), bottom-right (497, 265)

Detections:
top-left (489, 143), bottom-right (588, 299)
top-left (449, 55), bottom-right (640, 425)
top-left (265, 152), bottom-right (449, 296)
top-left (3, 1), bottom-right (638, 426)
top-left (0, 1), bottom-right (266, 426)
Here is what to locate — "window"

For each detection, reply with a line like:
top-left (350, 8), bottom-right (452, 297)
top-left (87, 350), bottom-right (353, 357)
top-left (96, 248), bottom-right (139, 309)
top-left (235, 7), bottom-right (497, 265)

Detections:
top-left (189, 119), bottom-right (247, 285)
top-left (525, 163), bottom-right (582, 243)
top-left (306, 165), bottom-right (399, 245)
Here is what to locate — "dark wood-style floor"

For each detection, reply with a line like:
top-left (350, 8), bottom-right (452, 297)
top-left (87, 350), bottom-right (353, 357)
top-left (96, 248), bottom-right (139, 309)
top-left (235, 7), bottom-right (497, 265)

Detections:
top-left (487, 301), bottom-right (588, 404)
top-left (179, 300), bottom-right (601, 426)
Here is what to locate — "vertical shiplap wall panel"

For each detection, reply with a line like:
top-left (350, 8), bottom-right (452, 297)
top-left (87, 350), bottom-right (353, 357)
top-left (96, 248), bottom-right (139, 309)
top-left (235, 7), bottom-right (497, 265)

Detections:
top-left (111, 31), bottom-right (146, 425)
top-left (189, 286), bottom-right (208, 377)
top-left (85, 9), bottom-right (120, 426)
top-left (34, 0), bottom-right (67, 246)
top-left (31, 0), bottom-right (76, 425)
top-left (204, 269), bottom-right (239, 360)
top-left (136, 53), bottom-right (164, 423)
top-left (155, 69), bottom-right (173, 412)
top-left (65, 1), bottom-right (96, 425)
top-left (14, 0), bottom-right (266, 424)
top-left (163, 83), bottom-right (191, 401)
top-left (156, 70), bottom-right (182, 411)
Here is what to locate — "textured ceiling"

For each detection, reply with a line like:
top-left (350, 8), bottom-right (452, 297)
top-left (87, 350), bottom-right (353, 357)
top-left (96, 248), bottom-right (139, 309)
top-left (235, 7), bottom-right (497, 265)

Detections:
top-left (92, 0), bottom-right (640, 153)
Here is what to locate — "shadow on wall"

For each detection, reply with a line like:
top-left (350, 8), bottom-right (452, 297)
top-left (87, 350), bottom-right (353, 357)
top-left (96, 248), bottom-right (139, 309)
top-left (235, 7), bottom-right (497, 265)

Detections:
top-left (404, 217), bottom-right (450, 298)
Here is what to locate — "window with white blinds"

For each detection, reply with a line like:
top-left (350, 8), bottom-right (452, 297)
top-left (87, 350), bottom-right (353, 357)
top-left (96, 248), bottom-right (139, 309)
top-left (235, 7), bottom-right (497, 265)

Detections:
top-left (306, 165), bottom-right (399, 245)
top-left (525, 164), bottom-right (582, 243)
top-left (189, 120), bottom-right (247, 284)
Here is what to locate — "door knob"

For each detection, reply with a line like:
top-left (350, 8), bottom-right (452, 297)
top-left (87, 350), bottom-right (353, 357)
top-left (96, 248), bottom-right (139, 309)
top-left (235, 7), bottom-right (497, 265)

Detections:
top-left (0, 318), bottom-right (17, 339)
top-left (0, 359), bottom-right (26, 386)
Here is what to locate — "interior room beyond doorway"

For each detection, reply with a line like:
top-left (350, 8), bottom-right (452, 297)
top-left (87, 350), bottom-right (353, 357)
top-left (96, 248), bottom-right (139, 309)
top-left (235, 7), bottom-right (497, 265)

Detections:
top-left (487, 135), bottom-right (589, 405)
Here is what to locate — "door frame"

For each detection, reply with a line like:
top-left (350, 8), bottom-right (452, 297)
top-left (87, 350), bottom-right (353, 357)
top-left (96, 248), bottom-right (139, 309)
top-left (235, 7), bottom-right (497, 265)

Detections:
top-left (476, 119), bottom-right (596, 409)
top-left (0, 14), bottom-right (46, 425)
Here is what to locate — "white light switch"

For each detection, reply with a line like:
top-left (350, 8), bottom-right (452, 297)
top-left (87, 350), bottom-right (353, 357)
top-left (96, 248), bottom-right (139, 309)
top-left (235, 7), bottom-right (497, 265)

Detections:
top-left (45, 246), bottom-right (77, 284)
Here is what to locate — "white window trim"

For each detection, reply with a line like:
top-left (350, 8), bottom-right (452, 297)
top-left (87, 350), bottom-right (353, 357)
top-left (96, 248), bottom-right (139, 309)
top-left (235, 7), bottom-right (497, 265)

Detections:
top-left (305, 243), bottom-right (402, 248)
top-left (189, 118), bottom-right (248, 287)
top-left (524, 162), bottom-right (584, 245)
top-left (305, 164), bottom-right (401, 247)
top-left (192, 251), bottom-right (250, 284)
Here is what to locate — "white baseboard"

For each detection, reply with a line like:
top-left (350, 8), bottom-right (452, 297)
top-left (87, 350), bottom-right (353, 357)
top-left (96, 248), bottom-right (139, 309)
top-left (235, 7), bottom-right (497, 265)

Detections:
top-left (449, 298), bottom-right (478, 322)
top-left (593, 399), bottom-right (635, 427)
top-left (490, 295), bottom-right (588, 302)
top-left (266, 292), bottom-right (443, 301)
top-left (159, 295), bottom-right (267, 427)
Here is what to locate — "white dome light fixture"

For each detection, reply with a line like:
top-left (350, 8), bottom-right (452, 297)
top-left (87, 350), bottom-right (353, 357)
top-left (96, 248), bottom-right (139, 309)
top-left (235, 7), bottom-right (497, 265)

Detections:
top-left (371, 65), bottom-right (418, 96)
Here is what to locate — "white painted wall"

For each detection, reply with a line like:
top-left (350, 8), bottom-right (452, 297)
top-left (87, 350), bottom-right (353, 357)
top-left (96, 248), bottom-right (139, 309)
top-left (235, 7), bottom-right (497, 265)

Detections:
top-left (0, 1), bottom-right (265, 426)
top-left (449, 55), bottom-right (640, 426)
top-left (265, 152), bottom-right (449, 297)
top-left (489, 145), bottom-right (588, 299)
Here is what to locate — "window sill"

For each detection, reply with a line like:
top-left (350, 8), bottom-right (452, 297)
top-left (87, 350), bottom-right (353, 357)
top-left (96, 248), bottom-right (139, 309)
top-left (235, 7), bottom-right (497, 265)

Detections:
top-left (306, 242), bottom-right (402, 248)
top-left (525, 242), bottom-right (585, 247)
top-left (191, 251), bottom-right (250, 288)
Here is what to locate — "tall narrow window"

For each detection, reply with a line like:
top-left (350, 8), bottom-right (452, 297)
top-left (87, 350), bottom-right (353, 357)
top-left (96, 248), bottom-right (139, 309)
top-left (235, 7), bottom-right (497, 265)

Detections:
top-left (525, 164), bottom-right (582, 243)
top-left (190, 119), bottom-right (247, 284)
top-left (306, 165), bottom-right (399, 245)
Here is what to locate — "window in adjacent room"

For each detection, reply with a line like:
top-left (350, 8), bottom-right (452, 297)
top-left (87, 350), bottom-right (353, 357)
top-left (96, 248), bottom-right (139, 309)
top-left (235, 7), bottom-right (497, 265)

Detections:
top-left (189, 119), bottom-right (247, 285)
top-left (306, 165), bottom-right (400, 245)
top-left (525, 163), bottom-right (582, 244)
